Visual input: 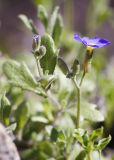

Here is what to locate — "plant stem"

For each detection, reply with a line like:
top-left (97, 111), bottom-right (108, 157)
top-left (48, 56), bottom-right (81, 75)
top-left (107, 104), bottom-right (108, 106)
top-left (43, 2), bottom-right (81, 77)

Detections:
top-left (79, 71), bottom-right (86, 86)
top-left (35, 57), bottom-right (42, 77)
top-left (87, 151), bottom-right (92, 160)
top-left (72, 79), bottom-right (81, 128)
top-left (76, 87), bottom-right (80, 128)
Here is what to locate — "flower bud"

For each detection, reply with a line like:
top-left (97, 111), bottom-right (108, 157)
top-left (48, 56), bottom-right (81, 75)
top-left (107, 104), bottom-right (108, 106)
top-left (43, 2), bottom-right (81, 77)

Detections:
top-left (34, 45), bottom-right (46, 59)
top-left (32, 35), bottom-right (41, 51)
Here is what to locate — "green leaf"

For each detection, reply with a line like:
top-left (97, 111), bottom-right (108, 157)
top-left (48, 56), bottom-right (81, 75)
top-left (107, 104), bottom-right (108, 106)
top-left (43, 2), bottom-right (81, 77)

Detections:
top-left (52, 14), bottom-right (63, 46)
top-left (73, 128), bottom-right (85, 146)
top-left (94, 135), bottom-right (111, 151)
top-left (57, 131), bottom-right (66, 143)
top-left (90, 127), bottom-right (103, 141)
top-left (76, 150), bottom-right (87, 160)
top-left (0, 93), bottom-right (11, 125)
top-left (40, 34), bottom-right (58, 74)
top-left (58, 57), bottom-right (70, 76)
top-left (50, 127), bottom-right (58, 142)
top-left (18, 14), bottom-right (38, 34)
top-left (83, 131), bottom-right (89, 147)
top-left (70, 59), bottom-right (80, 77)
top-left (48, 6), bottom-right (59, 35)
top-left (3, 60), bottom-right (46, 96)
top-left (37, 5), bottom-right (48, 29)
top-left (15, 101), bottom-right (29, 130)
top-left (81, 102), bottom-right (104, 122)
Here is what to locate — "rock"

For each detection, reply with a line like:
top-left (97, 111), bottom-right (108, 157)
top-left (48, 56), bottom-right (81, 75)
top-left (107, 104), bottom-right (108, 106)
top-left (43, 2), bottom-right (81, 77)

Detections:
top-left (0, 123), bottom-right (20, 160)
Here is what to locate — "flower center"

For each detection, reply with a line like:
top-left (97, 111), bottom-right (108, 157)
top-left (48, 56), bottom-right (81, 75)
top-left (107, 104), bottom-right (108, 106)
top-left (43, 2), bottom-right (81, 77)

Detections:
top-left (86, 46), bottom-right (94, 55)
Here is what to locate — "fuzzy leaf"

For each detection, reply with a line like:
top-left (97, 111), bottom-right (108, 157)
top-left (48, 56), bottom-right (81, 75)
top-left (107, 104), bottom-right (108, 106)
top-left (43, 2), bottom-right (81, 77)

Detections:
top-left (71, 59), bottom-right (80, 76)
top-left (52, 14), bottom-right (63, 45)
top-left (40, 34), bottom-right (58, 74)
top-left (3, 60), bottom-right (46, 96)
top-left (94, 135), bottom-right (111, 151)
top-left (19, 14), bottom-right (38, 34)
top-left (48, 6), bottom-right (59, 35)
top-left (38, 5), bottom-right (48, 29)
top-left (81, 102), bottom-right (104, 122)
top-left (58, 57), bottom-right (70, 76)
top-left (90, 127), bottom-right (103, 141)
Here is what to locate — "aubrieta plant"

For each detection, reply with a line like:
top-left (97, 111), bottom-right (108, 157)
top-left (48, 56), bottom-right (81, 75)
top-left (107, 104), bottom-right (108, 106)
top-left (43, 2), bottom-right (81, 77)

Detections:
top-left (0, 5), bottom-right (112, 160)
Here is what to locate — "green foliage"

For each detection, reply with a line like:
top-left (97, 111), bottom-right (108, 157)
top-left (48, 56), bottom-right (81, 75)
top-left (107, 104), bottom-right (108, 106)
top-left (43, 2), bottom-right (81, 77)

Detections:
top-left (51, 13), bottom-right (63, 46)
top-left (40, 34), bottom-right (58, 74)
top-left (3, 60), bottom-right (46, 96)
top-left (0, 93), bottom-right (11, 125)
top-left (37, 5), bottom-right (48, 29)
top-left (58, 57), bottom-right (70, 76)
top-left (75, 150), bottom-right (87, 160)
top-left (73, 128), bottom-right (111, 159)
top-left (0, 2), bottom-right (113, 160)
top-left (19, 14), bottom-right (38, 34)
top-left (94, 135), bottom-right (111, 151)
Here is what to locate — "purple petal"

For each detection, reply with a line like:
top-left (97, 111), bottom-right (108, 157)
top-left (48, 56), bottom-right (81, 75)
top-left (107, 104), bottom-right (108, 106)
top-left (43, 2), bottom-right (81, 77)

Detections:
top-left (74, 34), bottom-right (83, 43)
top-left (74, 34), bottom-right (111, 48)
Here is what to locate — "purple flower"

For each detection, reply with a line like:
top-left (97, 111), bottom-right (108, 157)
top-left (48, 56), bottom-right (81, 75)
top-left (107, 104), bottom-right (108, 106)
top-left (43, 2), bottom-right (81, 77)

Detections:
top-left (32, 35), bottom-right (41, 50)
top-left (74, 34), bottom-right (110, 48)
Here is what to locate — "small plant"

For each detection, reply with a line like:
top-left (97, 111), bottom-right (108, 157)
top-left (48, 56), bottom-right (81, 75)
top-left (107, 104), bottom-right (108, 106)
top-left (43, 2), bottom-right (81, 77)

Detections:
top-left (0, 4), bottom-right (112, 160)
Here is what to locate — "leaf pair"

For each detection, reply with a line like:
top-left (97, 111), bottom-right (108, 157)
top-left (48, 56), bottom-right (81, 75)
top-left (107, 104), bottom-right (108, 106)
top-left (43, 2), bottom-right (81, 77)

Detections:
top-left (58, 57), bottom-right (80, 78)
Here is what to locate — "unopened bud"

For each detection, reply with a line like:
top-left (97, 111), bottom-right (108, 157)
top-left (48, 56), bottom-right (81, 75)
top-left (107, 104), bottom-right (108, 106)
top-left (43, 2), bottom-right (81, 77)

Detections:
top-left (34, 45), bottom-right (46, 59)
top-left (32, 35), bottom-right (41, 51)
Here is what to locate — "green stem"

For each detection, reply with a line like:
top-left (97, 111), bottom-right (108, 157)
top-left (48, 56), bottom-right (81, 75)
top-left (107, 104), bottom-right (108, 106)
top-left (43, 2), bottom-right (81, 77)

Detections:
top-left (72, 79), bottom-right (81, 128)
top-left (79, 71), bottom-right (86, 86)
top-left (87, 151), bottom-right (92, 160)
top-left (35, 57), bottom-right (42, 77)
top-left (76, 87), bottom-right (80, 128)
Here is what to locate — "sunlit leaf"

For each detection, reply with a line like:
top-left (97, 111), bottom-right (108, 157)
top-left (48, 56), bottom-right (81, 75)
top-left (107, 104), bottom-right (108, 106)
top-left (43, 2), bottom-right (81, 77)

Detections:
top-left (3, 60), bottom-right (46, 97)
top-left (94, 135), bottom-right (111, 151)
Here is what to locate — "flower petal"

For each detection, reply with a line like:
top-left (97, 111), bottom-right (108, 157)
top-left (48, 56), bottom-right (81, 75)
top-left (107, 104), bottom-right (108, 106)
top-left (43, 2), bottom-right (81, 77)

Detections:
top-left (74, 34), bottom-right (111, 48)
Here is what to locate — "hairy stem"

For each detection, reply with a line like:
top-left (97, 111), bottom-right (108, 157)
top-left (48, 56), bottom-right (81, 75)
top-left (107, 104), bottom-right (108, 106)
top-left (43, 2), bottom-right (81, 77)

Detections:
top-left (35, 57), bottom-right (42, 77)
top-left (72, 79), bottom-right (81, 128)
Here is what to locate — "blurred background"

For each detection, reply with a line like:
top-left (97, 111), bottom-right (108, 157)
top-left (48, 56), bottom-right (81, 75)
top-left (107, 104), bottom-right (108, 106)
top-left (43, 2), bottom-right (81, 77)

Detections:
top-left (0, 0), bottom-right (114, 55)
top-left (1, 0), bottom-right (114, 156)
